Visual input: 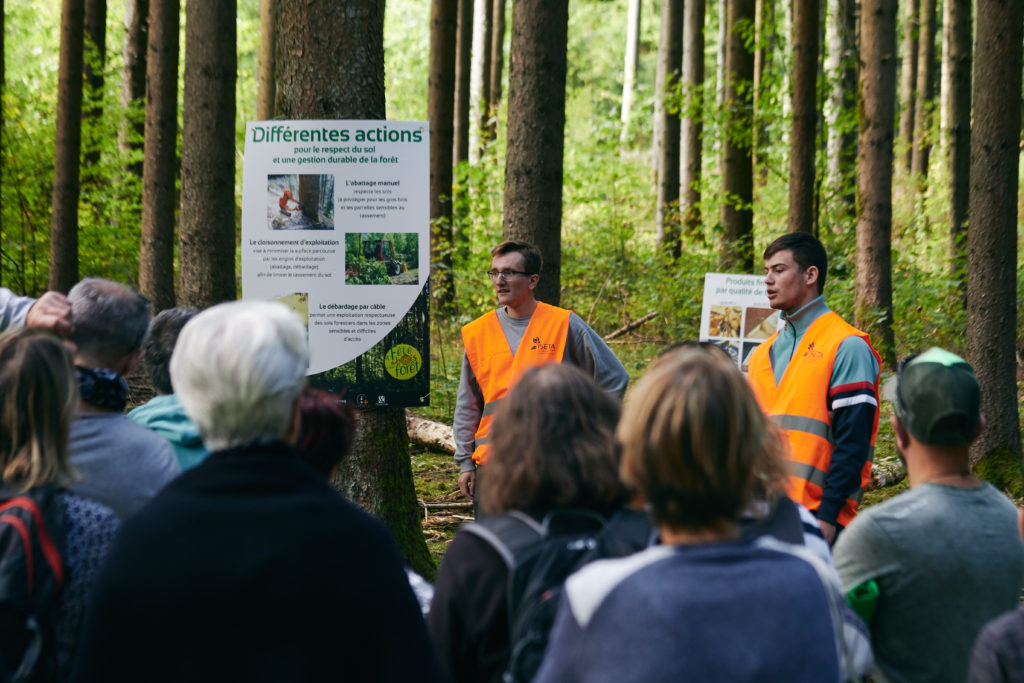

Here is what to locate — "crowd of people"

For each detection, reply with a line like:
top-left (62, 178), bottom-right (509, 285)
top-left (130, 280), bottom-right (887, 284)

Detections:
top-left (0, 231), bottom-right (1021, 682)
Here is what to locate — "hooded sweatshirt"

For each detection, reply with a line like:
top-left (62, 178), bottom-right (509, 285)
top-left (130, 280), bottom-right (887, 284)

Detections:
top-left (129, 394), bottom-right (208, 471)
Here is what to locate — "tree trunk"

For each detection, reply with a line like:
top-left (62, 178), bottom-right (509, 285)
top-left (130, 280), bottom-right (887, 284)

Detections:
top-left (854, 0), bottom-right (898, 369)
top-left (139, 0), bottom-right (178, 312)
top-left (652, 0), bottom-right (667, 180)
top-left (826, 0), bottom-right (857, 213)
top-left (453, 0), bottom-right (473, 165)
top-left (946, 0), bottom-right (971, 281)
top-left (120, 0), bottom-right (148, 178)
top-left (503, 0), bottom-right (568, 306)
top-left (966, 0), bottom-right (1023, 466)
top-left (788, 0), bottom-right (818, 234)
top-left (297, 175), bottom-right (320, 223)
top-left (49, 0), bottom-right (86, 293)
top-left (752, 0), bottom-right (774, 186)
top-left (910, 0), bottom-right (937, 185)
top-left (718, 0), bottom-right (755, 272)
top-left (179, 0), bottom-right (236, 311)
top-left (939, 0), bottom-right (951, 140)
top-left (487, 0), bottom-right (505, 140)
top-left (620, 0), bottom-right (642, 144)
top-left (257, 0), bottom-right (276, 121)
top-left (82, 0), bottom-right (105, 173)
top-left (429, 0), bottom-right (457, 310)
top-left (682, 0), bottom-right (705, 238)
top-left (656, 0), bottom-right (682, 257)
top-left (469, 0), bottom-right (492, 159)
top-left (1, 0), bottom-right (4, 288)
top-left (898, 0), bottom-right (919, 173)
top-left (275, 0), bottom-right (434, 578)
top-left (716, 0), bottom-right (728, 109)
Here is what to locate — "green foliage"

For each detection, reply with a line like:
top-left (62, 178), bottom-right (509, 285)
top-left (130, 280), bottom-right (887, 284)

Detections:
top-left (1, 3), bottom-right (158, 291)
top-left (2, 3), bottom-right (59, 292)
top-left (974, 446), bottom-right (1024, 500)
top-left (384, 1), bottom-right (429, 121)
top-left (344, 234), bottom-right (391, 284)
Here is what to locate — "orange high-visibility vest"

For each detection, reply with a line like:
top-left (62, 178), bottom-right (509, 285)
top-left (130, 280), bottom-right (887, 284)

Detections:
top-left (462, 302), bottom-right (571, 465)
top-left (748, 311), bottom-right (880, 527)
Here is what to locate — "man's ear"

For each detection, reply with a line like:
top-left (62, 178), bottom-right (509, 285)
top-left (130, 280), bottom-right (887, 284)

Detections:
top-left (527, 273), bottom-right (539, 291)
top-left (119, 348), bottom-right (145, 375)
top-left (891, 413), bottom-right (911, 452)
top-left (971, 414), bottom-right (987, 444)
top-left (803, 265), bottom-right (819, 289)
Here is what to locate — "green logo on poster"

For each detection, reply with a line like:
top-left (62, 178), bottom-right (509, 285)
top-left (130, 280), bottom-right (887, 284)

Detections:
top-left (385, 344), bottom-right (422, 380)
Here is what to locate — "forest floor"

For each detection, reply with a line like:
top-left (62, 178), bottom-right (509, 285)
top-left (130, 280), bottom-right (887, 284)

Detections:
top-left (390, 268), bottom-right (419, 285)
top-left (411, 449), bottom-right (465, 565)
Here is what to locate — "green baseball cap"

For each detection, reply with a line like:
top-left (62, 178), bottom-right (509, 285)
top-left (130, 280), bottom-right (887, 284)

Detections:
top-left (887, 348), bottom-right (981, 446)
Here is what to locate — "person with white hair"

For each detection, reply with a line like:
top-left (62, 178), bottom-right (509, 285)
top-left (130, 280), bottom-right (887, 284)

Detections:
top-left (71, 300), bottom-right (442, 683)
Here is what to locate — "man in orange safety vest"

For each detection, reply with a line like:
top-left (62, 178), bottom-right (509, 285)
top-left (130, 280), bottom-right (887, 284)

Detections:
top-left (453, 241), bottom-right (628, 502)
top-left (748, 233), bottom-right (881, 545)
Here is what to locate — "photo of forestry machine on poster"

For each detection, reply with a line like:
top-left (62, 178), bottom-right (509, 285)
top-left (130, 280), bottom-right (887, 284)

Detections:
top-left (362, 238), bottom-right (407, 276)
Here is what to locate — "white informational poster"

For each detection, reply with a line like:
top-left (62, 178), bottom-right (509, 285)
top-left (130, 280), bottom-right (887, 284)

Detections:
top-left (699, 273), bottom-right (779, 371)
top-left (241, 120), bottom-right (430, 407)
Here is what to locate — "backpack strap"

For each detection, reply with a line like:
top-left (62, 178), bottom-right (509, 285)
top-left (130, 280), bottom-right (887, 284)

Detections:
top-left (599, 508), bottom-right (658, 555)
top-left (0, 486), bottom-right (67, 682)
top-left (0, 488), bottom-right (66, 604)
top-left (461, 510), bottom-right (545, 569)
top-left (740, 496), bottom-right (806, 546)
top-left (0, 496), bottom-right (65, 603)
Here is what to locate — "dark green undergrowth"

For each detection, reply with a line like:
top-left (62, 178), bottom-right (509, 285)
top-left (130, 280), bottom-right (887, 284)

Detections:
top-left (975, 447), bottom-right (1024, 502)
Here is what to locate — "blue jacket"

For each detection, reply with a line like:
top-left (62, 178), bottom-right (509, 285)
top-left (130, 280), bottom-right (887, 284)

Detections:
top-left (128, 394), bottom-right (208, 471)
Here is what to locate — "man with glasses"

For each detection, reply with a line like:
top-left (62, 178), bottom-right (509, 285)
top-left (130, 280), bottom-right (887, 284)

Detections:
top-left (748, 232), bottom-right (881, 544)
top-left (835, 348), bottom-right (1024, 683)
top-left (453, 240), bottom-right (628, 502)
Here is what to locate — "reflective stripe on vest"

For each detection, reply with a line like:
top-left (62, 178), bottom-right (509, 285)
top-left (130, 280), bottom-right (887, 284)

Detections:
top-left (748, 311), bottom-right (880, 527)
top-left (462, 302), bottom-right (571, 464)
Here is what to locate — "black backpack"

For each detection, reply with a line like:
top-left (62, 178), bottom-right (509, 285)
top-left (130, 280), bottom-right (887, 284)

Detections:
top-left (464, 508), bottom-right (655, 683)
top-left (0, 486), bottom-right (66, 683)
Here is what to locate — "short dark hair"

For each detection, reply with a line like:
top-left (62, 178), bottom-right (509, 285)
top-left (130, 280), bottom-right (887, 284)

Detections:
top-left (764, 233), bottom-right (828, 294)
top-left (143, 307), bottom-right (199, 395)
top-left (68, 278), bottom-right (151, 366)
top-left (296, 388), bottom-right (357, 478)
top-left (491, 240), bottom-right (542, 276)
top-left (479, 364), bottom-right (626, 515)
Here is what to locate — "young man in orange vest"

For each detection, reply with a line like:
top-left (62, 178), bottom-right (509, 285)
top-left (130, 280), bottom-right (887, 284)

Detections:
top-left (453, 241), bottom-right (629, 501)
top-left (747, 233), bottom-right (880, 544)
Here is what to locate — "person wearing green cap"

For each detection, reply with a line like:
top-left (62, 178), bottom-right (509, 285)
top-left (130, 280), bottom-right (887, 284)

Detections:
top-left (834, 348), bottom-right (1024, 683)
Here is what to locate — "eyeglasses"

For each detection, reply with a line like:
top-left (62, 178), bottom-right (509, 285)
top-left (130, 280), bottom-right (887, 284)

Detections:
top-left (486, 270), bottom-right (532, 282)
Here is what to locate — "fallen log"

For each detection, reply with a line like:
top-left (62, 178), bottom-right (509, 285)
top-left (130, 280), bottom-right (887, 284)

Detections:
top-left (407, 412), bottom-right (455, 454)
top-left (605, 311), bottom-right (658, 341)
top-left (421, 502), bottom-right (473, 510)
top-left (869, 460), bottom-right (906, 490)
